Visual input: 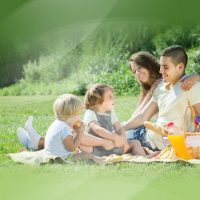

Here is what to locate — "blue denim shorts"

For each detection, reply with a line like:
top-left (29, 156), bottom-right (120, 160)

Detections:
top-left (126, 125), bottom-right (156, 150)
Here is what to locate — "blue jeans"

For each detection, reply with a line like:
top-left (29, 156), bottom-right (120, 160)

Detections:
top-left (126, 125), bottom-right (155, 150)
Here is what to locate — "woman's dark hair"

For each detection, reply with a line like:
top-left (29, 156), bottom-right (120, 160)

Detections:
top-left (129, 52), bottom-right (161, 106)
top-left (129, 51), bottom-right (161, 94)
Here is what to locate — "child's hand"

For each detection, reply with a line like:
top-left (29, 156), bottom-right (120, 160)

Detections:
top-left (73, 121), bottom-right (82, 129)
top-left (73, 121), bottom-right (85, 135)
top-left (113, 134), bottom-right (125, 148)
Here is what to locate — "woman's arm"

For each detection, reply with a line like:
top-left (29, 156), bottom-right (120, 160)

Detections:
top-left (113, 121), bottom-right (129, 152)
top-left (123, 100), bottom-right (159, 131)
top-left (181, 74), bottom-right (200, 91)
top-left (131, 79), bottom-right (161, 117)
top-left (113, 121), bottom-right (126, 136)
top-left (131, 92), bottom-right (152, 117)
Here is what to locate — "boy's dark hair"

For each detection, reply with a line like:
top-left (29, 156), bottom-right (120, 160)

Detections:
top-left (161, 45), bottom-right (188, 67)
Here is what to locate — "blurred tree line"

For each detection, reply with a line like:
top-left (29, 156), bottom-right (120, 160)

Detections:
top-left (0, 0), bottom-right (200, 95)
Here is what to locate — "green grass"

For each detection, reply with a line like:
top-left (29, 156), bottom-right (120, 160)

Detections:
top-left (1, 96), bottom-right (200, 200)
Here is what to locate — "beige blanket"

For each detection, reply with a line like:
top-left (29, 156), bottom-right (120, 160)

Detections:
top-left (104, 145), bottom-right (200, 164)
top-left (8, 150), bottom-right (59, 165)
top-left (8, 146), bottom-right (200, 165)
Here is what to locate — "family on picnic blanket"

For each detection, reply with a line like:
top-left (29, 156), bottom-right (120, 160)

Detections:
top-left (15, 45), bottom-right (200, 164)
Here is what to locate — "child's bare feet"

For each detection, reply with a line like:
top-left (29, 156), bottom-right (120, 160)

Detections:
top-left (122, 141), bottom-right (129, 153)
top-left (19, 147), bottom-right (29, 152)
top-left (146, 151), bottom-right (160, 159)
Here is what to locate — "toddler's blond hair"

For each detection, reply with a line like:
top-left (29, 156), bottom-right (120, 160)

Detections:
top-left (53, 94), bottom-right (83, 121)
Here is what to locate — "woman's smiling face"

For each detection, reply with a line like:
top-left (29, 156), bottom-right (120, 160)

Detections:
top-left (130, 62), bottom-right (150, 84)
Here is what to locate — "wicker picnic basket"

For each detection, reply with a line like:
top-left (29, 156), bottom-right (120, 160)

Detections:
top-left (186, 144), bottom-right (200, 159)
top-left (182, 101), bottom-right (200, 159)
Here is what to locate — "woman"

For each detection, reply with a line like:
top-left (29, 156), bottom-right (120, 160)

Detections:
top-left (129, 51), bottom-right (161, 117)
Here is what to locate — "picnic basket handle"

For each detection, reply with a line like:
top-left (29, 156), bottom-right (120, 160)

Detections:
top-left (183, 100), bottom-right (200, 136)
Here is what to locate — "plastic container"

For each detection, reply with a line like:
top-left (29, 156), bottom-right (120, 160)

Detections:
top-left (168, 135), bottom-right (192, 160)
top-left (164, 122), bottom-right (184, 135)
top-left (167, 122), bottom-right (192, 160)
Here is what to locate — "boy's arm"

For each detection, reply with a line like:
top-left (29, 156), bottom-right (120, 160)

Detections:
top-left (123, 99), bottom-right (159, 131)
top-left (63, 123), bottom-right (84, 152)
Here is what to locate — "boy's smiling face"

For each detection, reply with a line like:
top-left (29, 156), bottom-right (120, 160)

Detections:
top-left (159, 56), bottom-right (184, 85)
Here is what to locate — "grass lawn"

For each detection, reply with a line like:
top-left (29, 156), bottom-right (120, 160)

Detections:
top-left (1, 96), bottom-right (200, 200)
